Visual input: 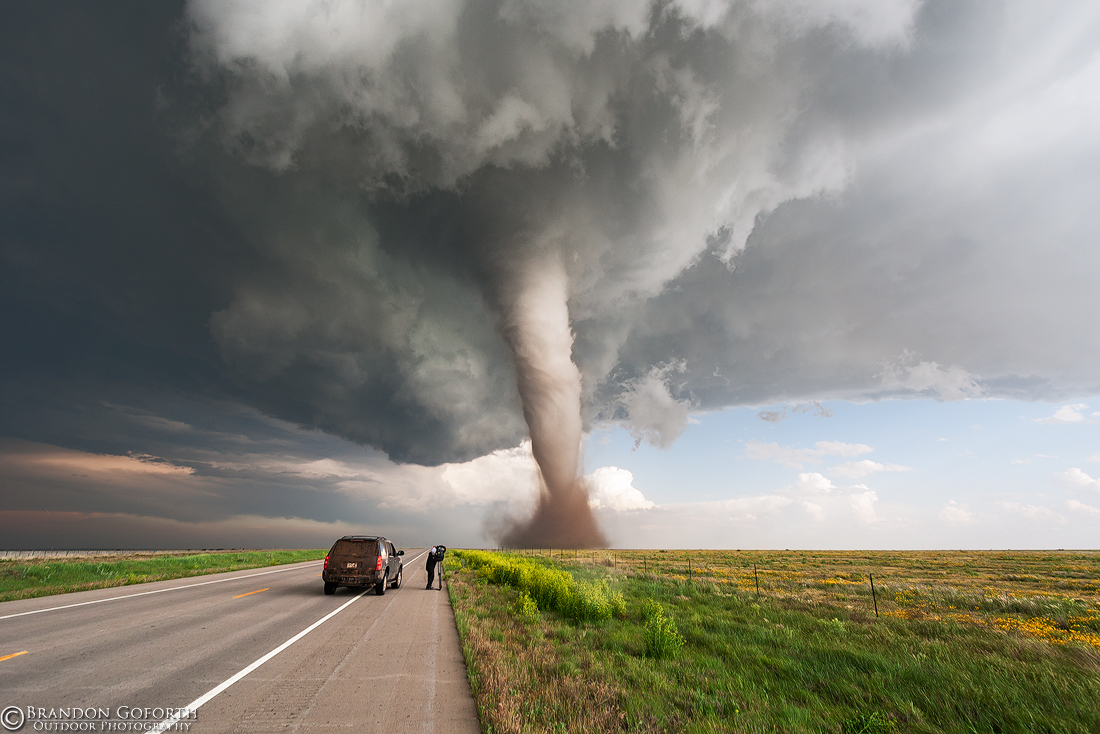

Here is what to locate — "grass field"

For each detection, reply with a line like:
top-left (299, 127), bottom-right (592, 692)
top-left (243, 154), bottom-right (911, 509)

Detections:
top-left (544, 548), bottom-right (1100, 646)
top-left (447, 549), bottom-right (1100, 734)
top-left (0, 549), bottom-right (326, 603)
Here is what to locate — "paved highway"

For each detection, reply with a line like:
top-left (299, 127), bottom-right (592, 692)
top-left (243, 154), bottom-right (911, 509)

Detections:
top-left (0, 550), bottom-right (479, 733)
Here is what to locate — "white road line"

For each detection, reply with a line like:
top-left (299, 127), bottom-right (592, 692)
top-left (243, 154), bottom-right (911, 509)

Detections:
top-left (0, 563), bottom-right (319, 621)
top-left (152, 549), bottom-right (431, 732)
top-left (151, 587), bottom-right (371, 733)
top-left (149, 550), bottom-right (429, 734)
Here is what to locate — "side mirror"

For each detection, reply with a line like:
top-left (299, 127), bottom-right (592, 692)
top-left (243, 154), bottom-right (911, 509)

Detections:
top-left (397, 550), bottom-right (405, 556)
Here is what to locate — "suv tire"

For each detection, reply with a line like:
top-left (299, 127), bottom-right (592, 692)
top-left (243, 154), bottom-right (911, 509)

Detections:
top-left (391, 567), bottom-right (402, 589)
top-left (375, 576), bottom-right (387, 595)
top-left (323, 582), bottom-right (337, 595)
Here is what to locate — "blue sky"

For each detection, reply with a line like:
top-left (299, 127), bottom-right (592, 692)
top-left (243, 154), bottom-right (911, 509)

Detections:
top-left (583, 398), bottom-right (1100, 548)
top-left (587, 399), bottom-right (1100, 505)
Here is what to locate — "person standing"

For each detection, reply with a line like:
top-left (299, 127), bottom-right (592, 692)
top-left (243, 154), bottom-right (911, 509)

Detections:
top-left (425, 545), bottom-right (445, 590)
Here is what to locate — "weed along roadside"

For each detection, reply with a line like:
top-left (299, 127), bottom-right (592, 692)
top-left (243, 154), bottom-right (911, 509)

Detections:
top-left (446, 548), bottom-right (1100, 733)
top-left (0, 549), bottom-right (326, 602)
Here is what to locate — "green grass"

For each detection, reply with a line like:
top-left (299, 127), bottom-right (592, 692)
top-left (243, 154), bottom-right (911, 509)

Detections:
top-left (0, 549), bottom-right (327, 603)
top-left (448, 551), bottom-right (1100, 734)
top-left (456, 549), bottom-right (625, 622)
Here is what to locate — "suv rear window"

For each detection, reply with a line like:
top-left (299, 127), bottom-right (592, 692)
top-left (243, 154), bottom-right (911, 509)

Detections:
top-left (330, 538), bottom-right (381, 561)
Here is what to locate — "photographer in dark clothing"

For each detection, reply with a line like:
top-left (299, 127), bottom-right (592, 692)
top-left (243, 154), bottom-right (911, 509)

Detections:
top-left (425, 545), bottom-right (446, 590)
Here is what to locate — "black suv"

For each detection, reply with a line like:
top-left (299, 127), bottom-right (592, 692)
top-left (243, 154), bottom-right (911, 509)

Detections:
top-left (322, 535), bottom-right (404, 595)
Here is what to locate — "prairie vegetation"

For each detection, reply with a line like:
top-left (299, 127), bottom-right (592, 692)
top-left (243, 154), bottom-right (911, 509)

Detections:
top-left (592, 548), bottom-right (1100, 648)
top-left (0, 549), bottom-right (326, 602)
top-left (447, 549), bottom-right (1100, 733)
top-left (459, 550), bottom-right (626, 622)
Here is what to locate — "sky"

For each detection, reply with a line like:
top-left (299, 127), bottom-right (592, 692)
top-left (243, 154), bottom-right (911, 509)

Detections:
top-left (1, 0), bottom-right (1099, 550)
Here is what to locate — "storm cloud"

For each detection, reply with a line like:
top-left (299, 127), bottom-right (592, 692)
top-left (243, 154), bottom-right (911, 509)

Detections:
top-left (2, 0), bottom-right (1099, 546)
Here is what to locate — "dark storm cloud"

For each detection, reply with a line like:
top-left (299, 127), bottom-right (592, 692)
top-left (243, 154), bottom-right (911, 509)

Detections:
top-left (1, 3), bottom-right (248, 445)
top-left (176, 0), bottom-right (939, 543)
top-left (2, 1), bottom-right (1100, 543)
top-left (173, 0), bottom-right (929, 461)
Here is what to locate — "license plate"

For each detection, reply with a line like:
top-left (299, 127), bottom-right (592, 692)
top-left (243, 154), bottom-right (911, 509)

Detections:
top-left (346, 562), bottom-right (357, 568)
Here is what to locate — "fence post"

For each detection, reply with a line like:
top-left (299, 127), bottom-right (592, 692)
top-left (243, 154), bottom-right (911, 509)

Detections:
top-left (870, 573), bottom-right (879, 618)
top-left (754, 563), bottom-right (760, 597)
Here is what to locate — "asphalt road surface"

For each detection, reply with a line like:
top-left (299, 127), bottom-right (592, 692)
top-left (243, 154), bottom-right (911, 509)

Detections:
top-left (0, 550), bottom-right (480, 733)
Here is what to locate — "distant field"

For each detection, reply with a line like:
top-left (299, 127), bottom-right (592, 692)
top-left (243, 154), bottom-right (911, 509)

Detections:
top-left (448, 549), bottom-right (1100, 734)
top-left (568, 548), bottom-right (1100, 641)
top-left (0, 549), bottom-right (327, 603)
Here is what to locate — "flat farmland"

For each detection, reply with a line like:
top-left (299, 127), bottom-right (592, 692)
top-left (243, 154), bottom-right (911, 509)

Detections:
top-left (564, 549), bottom-right (1100, 645)
top-left (448, 549), bottom-right (1100, 734)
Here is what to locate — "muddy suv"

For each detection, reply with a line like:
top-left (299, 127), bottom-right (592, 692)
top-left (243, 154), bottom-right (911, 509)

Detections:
top-left (322, 535), bottom-right (404, 595)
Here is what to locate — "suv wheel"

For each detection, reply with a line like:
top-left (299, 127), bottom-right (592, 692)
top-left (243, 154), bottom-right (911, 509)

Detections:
top-left (391, 567), bottom-right (402, 589)
top-left (375, 576), bottom-right (387, 595)
top-left (323, 582), bottom-right (336, 595)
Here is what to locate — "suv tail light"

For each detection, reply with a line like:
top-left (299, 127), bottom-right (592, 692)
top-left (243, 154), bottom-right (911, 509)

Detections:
top-left (375, 556), bottom-right (384, 571)
top-left (323, 555), bottom-right (329, 570)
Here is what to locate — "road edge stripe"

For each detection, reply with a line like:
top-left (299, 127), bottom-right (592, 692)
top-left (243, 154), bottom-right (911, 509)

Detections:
top-left (0, 650), bottom-right (28, 662)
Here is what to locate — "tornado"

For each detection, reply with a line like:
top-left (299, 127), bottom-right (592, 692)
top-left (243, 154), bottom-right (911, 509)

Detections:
top-left (496, 253), bottom-right (607, 549)
top-left (181, 0), bottom-right (904, 551)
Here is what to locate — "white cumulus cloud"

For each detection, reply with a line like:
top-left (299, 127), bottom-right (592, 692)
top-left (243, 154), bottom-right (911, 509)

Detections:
top-left (796, 472), bottom-right (836, 493)
top-left (1066, 499), bottom-right (1100, 517)
top-left (586, 466), bottom-right (656, 512)
top-left (440, 441), bottom-right (540, 509)
top-left (438, 443), bottom-right (659, 515)
top-left (850, 487), bottom-right (879, 524)
top-left (1054, 467), bottom-right (1100, 492)
top-left (1035, 404), bottom-right (1096, 425)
